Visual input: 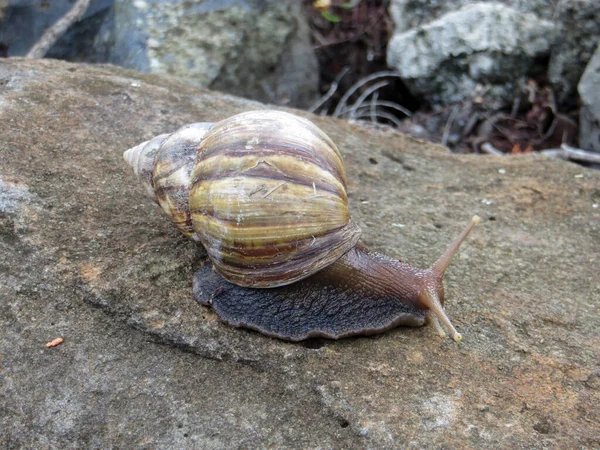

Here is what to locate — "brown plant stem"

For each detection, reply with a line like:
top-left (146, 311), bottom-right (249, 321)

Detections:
top-left (26, 0), bottom-right (91, 59)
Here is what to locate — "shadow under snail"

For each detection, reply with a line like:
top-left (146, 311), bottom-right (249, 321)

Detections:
top-left (124, 110), bottom-right (479, 342)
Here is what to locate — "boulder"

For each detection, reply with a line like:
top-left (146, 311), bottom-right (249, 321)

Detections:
top-left (94, 0), bottom-right (319, 107)
top-left (389, 0), bottom-right (555, 33)
top-left (387, 3), bottom-right (555, 106)
top-left (0, 0), bottom-right (318, 108)
top-left (388, 0), bottom-right (600, 110)
top-left (0, 58), bottom-right (599, 448)
top-left (548, 0), bottom-right (600, 108)
top-left (578, 44), bottom-right (600, 153)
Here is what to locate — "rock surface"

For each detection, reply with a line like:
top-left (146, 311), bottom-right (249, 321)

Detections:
top-left (578, 44), bottom-right (600, 153)
top-left (0, 0), bottom-right (318, 108)
top-left (387, 3), bottom-right (555, 106)
top-left (548, 0), bottom-right (600, 107)
top-left (1, 58), bottom-right (599, 448)
top-left (388, 0), bottom-right (556, 33)
top-left (388, 0), bottom-right (600, 110)
top-left (94, 0), bottom-right (318, 108)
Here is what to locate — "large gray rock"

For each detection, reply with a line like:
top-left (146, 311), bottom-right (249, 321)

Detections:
top-left (578, 44), bottom-right (600, 153)
top-left (389, 0), bottom-right (555, 33)
top-left (387, 3), bottom-right (555, 106)
top-left (388, 0), bottom-right (600, 110)
top-left (0, 0), bottom-right (318, 108)
top-left (95, 0), bottom-right (318, 107)
top-left (1, 58), bottom-right (599, 448)
top-left (548, 0), bottom-right (600, 107)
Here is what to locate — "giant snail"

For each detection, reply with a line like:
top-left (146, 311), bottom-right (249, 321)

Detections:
top-left (124, 110), bottom-right (479, 342)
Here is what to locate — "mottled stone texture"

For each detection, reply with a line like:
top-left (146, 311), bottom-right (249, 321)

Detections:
top-left (389, 0), bottom-right (556, 33)
top-left (548, 0), bottom-right (600, 107)
top-left (579, 44), bottom-right (600, 153)
top-left (387, 0), bottom-right (600, 110)
top-left (0, 0), bottom-right (318, 108)
top-left (95, 0), bottom-right (319, 107)
top-left (0, 58), bottom-right (599, 448)
top-left (387, 3), bottom-right (555, 106)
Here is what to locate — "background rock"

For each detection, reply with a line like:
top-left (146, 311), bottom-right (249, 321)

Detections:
top-left (95, 0), bottom-right (318, 107)
top-left (0, 0), bottom-right (318, 107)
top-left (0, 58), bottom-right (599, 448)
top-left (388, 0), bottom-right (555, 33)
top-left (578, 44), bottom-right (600, 153)
top-left (548, 0), bottom-right (600, 108)
top-left (388, 0), bottom-right (600, 112)
top-left (386, 3), bottom-right (555, 106)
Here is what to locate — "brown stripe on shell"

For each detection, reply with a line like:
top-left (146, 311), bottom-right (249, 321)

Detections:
top-left (193, 211), bottom-right (351, 241)
top-left (190, 176), bottom-right (348, 230)
top-left (188, 110), bottom-right (360, 287)
top-left (154, 184), bottom-right (195, 237)
top-left (192, 216), bottom-right (353, 260)
top-left (190, 151), bottom-right (346, 201)
top-left (196, 142), bottom-right (346, 190)
top-left (210, 221), bottom-right (362, 288)
top-left (196, 110), bottom-right (347, 187)
top-left (152, 123), bottom-right (213, 184)
top-left (149, 122), bottom-right (213, 238)
top-left (198, 221), bottom-right (352, 263)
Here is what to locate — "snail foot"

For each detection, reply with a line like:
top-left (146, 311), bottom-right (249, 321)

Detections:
top-left (192, 263), bottom-right (426, 341)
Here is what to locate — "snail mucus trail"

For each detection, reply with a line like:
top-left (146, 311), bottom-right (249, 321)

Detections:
top-left (124, 110), bottom-right (479, 342)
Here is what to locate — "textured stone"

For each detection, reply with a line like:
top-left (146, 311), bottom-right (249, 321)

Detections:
top-left (578, 44), bottom-right (600, 153)
top-left (95, 0), bottom-right (318, 107)
top-left (0, 0), bottom-right (317, 107)
top-left (388, 0), bottom-right (600, 110)
top-left (387, 3), bottom-right (555, 106)
top-left (389, 0), bottom-right (555, 33)
top-left (548, 0), bottom-right (600, 107)
top-left (0, 58), bottom-right (599, 448)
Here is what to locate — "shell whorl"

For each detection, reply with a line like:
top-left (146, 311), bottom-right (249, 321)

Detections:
top-left (188, 110), bottom-right (361, 287)
top-left (125, 110), bottom-right (361, 288)
top-left (123, 133), bottom-right (169, 201)
top-left (124, 123), bottom-right (213, 238)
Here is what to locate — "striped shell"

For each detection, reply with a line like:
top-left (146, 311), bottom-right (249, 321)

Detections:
top-left (124, 123), bottom-right (213, 239)
top-left (124, 110), bottom-right (361, 288)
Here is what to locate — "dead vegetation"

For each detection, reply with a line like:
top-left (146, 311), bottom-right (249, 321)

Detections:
top-left (303, 1), bottom-right (595, 165)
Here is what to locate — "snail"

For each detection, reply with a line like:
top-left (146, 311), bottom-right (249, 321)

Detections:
top-left (124, 110), bottom-right (479, 342)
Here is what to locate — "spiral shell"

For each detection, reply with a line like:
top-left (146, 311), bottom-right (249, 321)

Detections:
top-left (125, 123), bottom-right (213, 238)
top-left (125, 110), bottom-right (361, 288)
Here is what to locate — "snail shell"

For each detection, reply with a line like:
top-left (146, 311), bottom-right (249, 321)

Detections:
top-left (125, 110), bottom-right (361, 287)
top-left (124, 110), bottom-right (479, 341)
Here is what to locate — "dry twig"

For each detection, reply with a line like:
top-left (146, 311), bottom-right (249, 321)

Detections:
top-left (542, 144), bottom-right (600, 164)
top-left (332, 71), bottom-right (403, 118)
top-left (309, 66), bottom-right (351, 114)
top-left (346, 80), bottom-right (390, 119)
top-left (26, 0), bottom-right (91, 59)
top-left (344, 103), bottom-right (409, 124)
top-left (480, 142), bottom-right (504, 155)
top-left (354, 110), bottom-right (403, 127)
top-left (480, 141), bottom-right (600, 165)
top-left (441, 105), bottom-right (459, 147)
top-left (370, 91), bottom-right (379, 123)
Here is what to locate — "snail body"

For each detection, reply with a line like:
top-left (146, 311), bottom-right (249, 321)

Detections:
top-left (124, 110), bottom-right (479, 341)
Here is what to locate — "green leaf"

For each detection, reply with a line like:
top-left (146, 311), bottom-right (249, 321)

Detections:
top-left (320, 10), bottom-right (342, 22)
